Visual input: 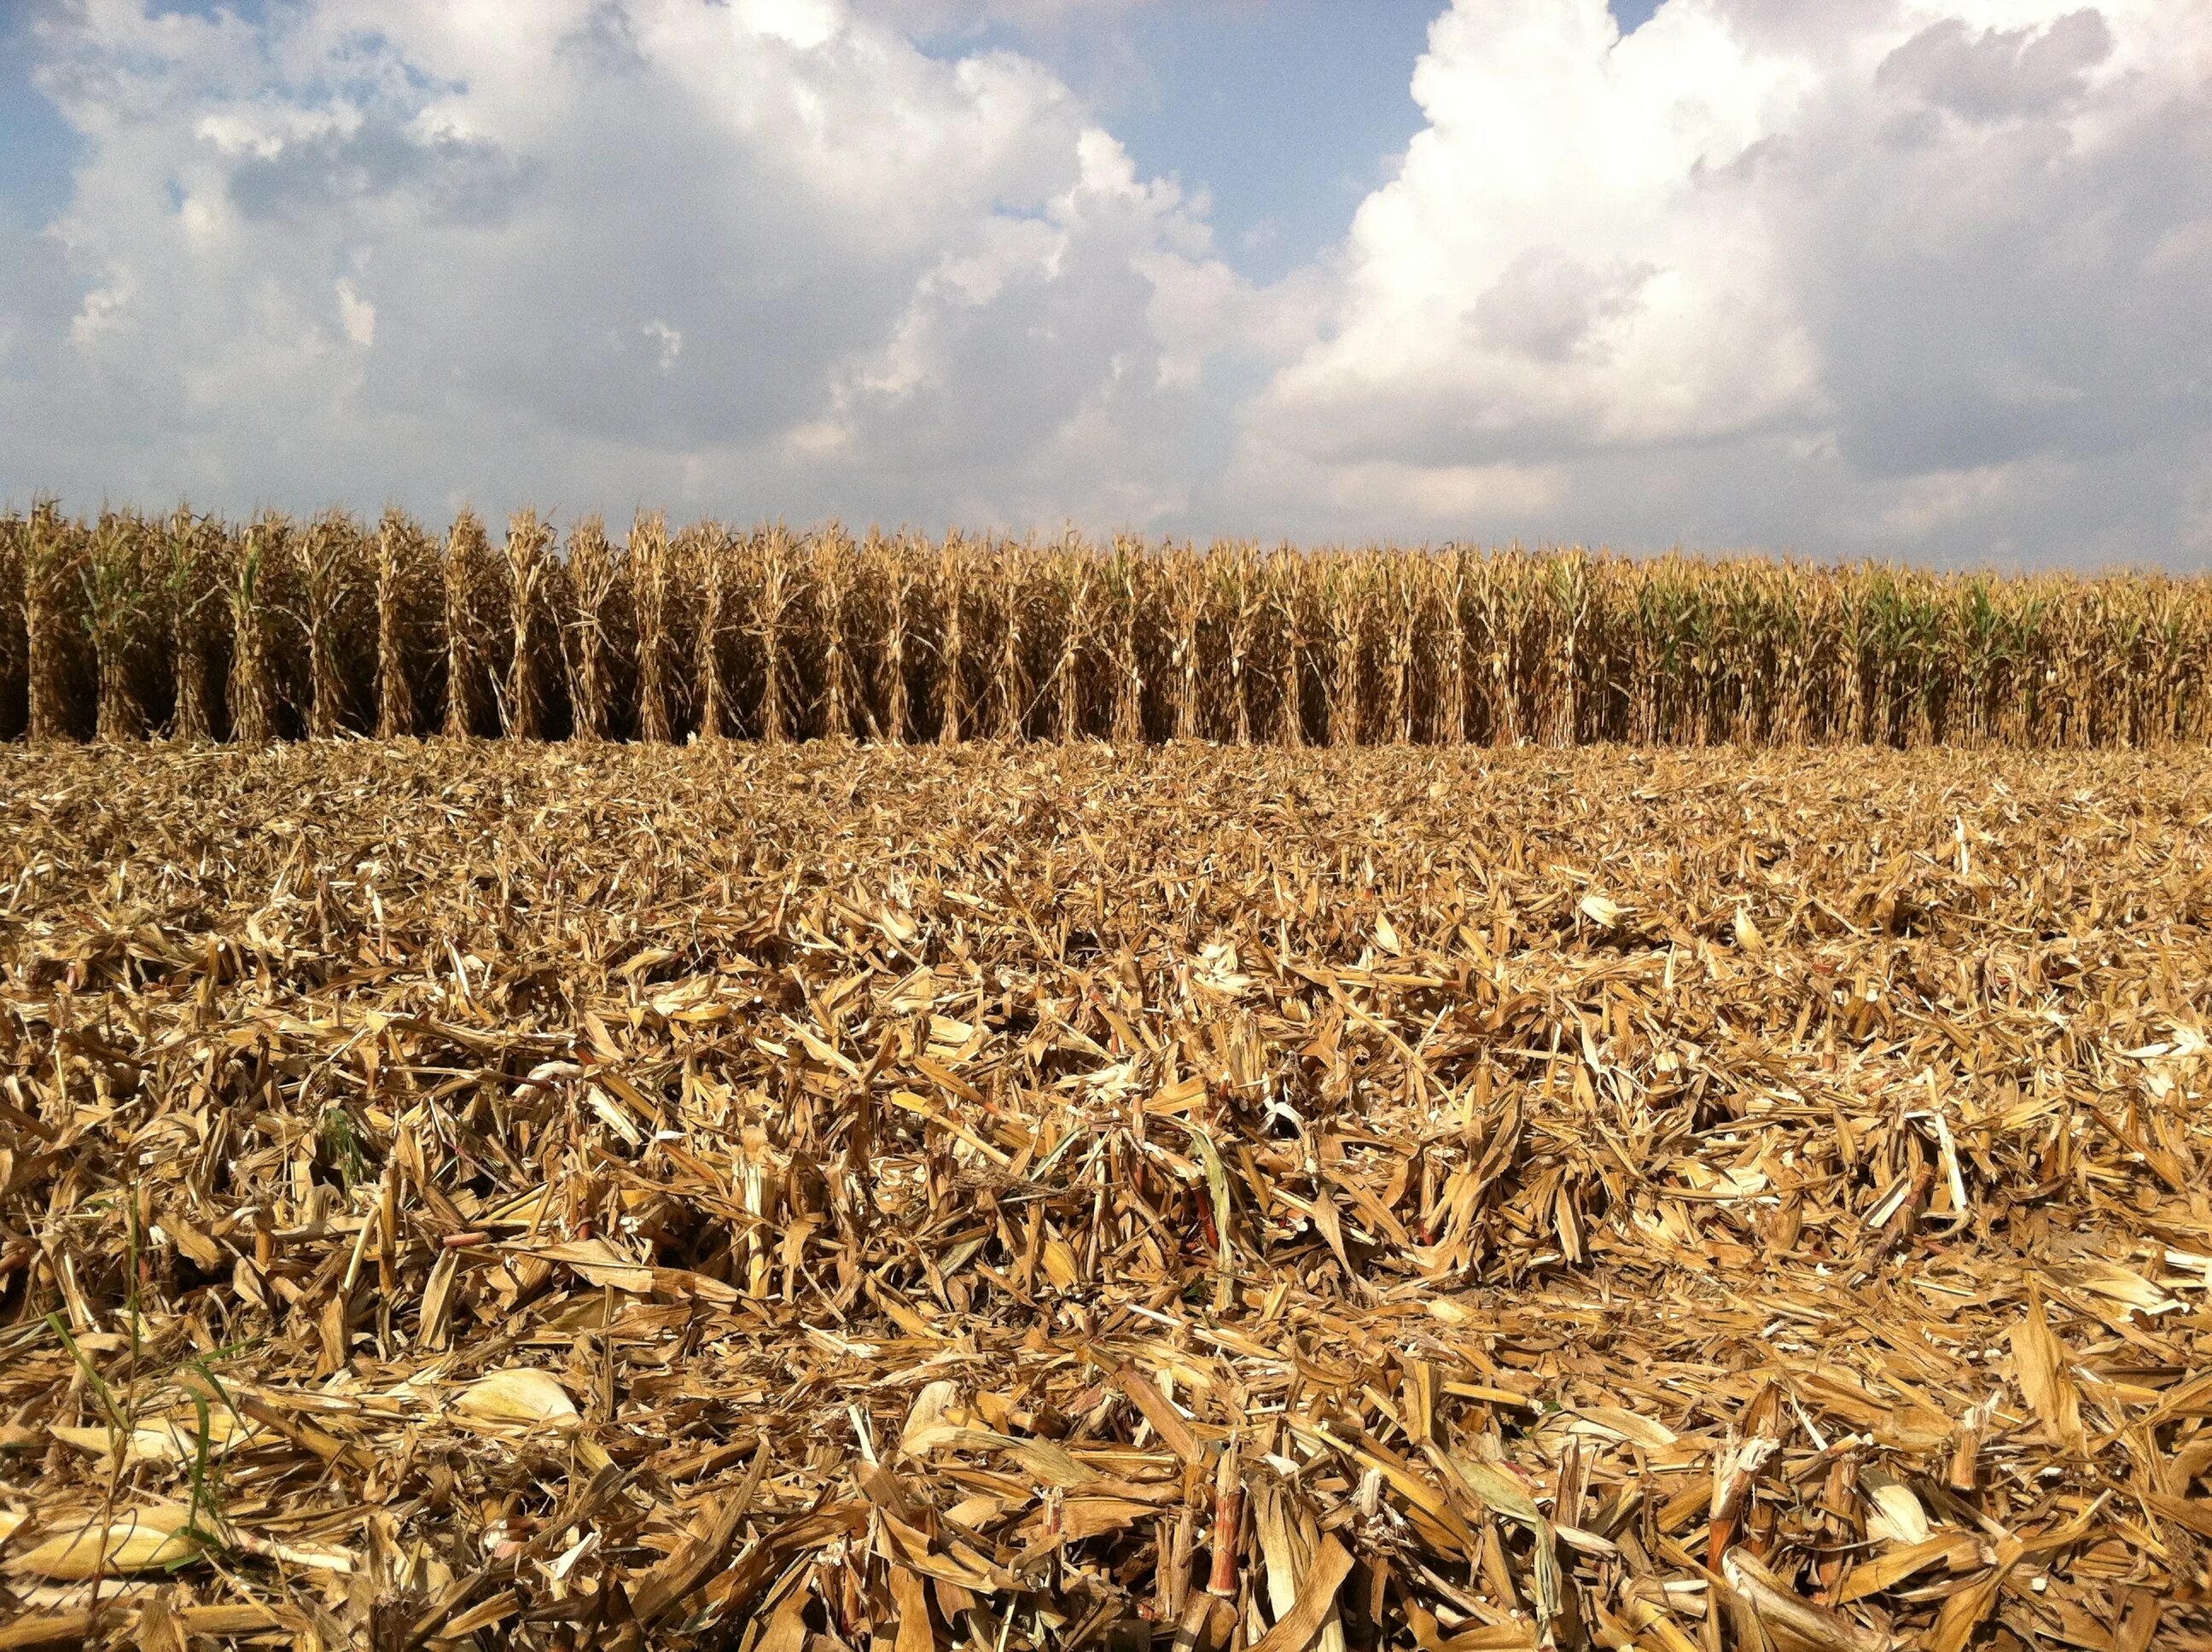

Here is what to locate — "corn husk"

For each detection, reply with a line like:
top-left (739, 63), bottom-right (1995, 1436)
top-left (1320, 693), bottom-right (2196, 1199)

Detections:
top-left (5, 1504), bottom-right (199, 1579)
top-left (454, 1370), bottom-right (579, 1428)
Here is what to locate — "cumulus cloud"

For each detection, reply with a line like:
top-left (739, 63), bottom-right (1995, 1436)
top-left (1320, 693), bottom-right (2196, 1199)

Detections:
top-left (0, 0), bottom-right (1274, 526)
top-left (1875, 9), bottom-right (2114, 124)
top-left (2, 0), bottom-right (2209, 565)
top-left (1222, 0), bottom-right (2212, 564)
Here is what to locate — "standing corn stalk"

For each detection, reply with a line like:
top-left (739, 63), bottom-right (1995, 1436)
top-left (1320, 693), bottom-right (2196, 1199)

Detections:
top-left (696, 523), bottom-right (739, 741)
top-left (1540, 552), bottom-right (1587, 746)
top-left (1382, 554), bottom-right (1419, 745)
top-left (84, 510), bottom-right (156, 741)
top-left (1896, 570), bottom-right (1935, 746)
top-left (846, 530), bottom-right (888, 740)
top-left (300, 510), bottom-right (364, 738)
top-left (1469, 554), bottom-right (1516, 747)
top-left (1164, 546), bottom-right (1204, 742)
top-left (1953, 577), bottom-right (2008, 747)
top-left (817, 526), bottom-right (859, 739)
top-left (503, 509), bottom-right (553, 740)
top-left (1832, 570), bottom-right (1873, 745)
top-left (1107, 538), bottom-right (1145, 747)
top-left (2142, 579), bottom-right (2193, 745)
top-left (661, 521), bottom-right (712, 740)
top-left (23, 501), bottom-right (83, 742)
top-left (563, 515), bottom-right (622, 741)
top-left (0, 511), bottom-right (24, 742)
top-left (1322, 556), bottom-right (1365, 747)
top-left (992, 544), bottom-right (1030, 742)
top-left (1218, 546), bottom-right (1262, 746)
top-left (2051, 583), bottom-right (2101, 747)
top-left (631, 510), bottom-right (675, 744)
top-left (751, 523), bottom-right (799, 744)
top-left (2005, 583), bottom-right (2052, 747)
top-left (1713, 563), bottom-right (1773, 744)
top-left (160, 506), bottom-right (222, 743)
top-left (228, 515), bottom-right (283, 745)
top-left (374, 509), bottom-right (427, 738)
top-left (442, 510), bottom-right (489, 739)
top-left (2177, 588), bottom-right (2212, 742)
top-left (1437, 549), bottom-right (1470, 745)
top-left (1270, 548), bottom-right (1307, 748)
top-left (2093, 581), bottom-right (2144, 748)
top-left (877, 531), bottom-right (920, 744)
top-left (1047, 544), bottom-right (1089, 742)
top-left (936, 533), bottom-right (969, 745)
top-left (1773, 568), bottom-right (1834, 745)
top-left (22, 516), bottom-right (2212, 752)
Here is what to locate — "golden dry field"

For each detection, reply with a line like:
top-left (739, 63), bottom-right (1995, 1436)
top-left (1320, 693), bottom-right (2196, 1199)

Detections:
top-left (2, 740), bottom-right (2210, 1650)
top-left (9, 507), bottom-right (2212, 750)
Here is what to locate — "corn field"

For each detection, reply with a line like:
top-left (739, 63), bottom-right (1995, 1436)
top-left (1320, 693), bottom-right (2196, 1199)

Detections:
top-left (5, 502), bottom-right (2211, 747)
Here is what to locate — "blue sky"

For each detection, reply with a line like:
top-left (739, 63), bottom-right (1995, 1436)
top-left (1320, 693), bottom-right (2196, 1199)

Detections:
top-left (1, 16), bottom-right (79, 226)
top-left (953, 2), bottom-right (1443, 284)
top-left (2, 1), bottom-right (2209, 567)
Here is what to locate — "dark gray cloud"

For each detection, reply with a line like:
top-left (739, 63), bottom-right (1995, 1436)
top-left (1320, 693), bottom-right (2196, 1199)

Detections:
top-left (557, 1), bottom-right (650, 74)
top-left (1472, 249), bottom-right (1655, 363)
top-left (1877, 9), bottom-right (2113, 124)
top-left (1801, 28), bottom-right (2212, 481)
top-left (226, 119), bottom-right (541, 227)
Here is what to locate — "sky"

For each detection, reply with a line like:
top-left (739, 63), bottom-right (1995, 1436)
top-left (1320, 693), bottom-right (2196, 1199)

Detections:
top-left (2, 0), bottom-right (2209, 568)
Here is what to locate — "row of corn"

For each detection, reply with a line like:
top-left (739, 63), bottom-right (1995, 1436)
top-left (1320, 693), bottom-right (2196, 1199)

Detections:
top-left (3, 501), bottom-right (2209, 746)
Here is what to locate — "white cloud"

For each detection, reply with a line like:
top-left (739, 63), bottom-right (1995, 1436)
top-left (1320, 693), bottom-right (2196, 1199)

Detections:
top-left (1219, 0), bottom-right (2212, 563)
top-left (335, 278), bottom-right (375, 349)
top-left (734, 0), bottom-right (842, 49)
top-left (2, 0), bottom-right (2209, 564)
top-left (787, 123), bottom-right (1287, 526)
top-left (1, 0), bottom-right (1261, 525)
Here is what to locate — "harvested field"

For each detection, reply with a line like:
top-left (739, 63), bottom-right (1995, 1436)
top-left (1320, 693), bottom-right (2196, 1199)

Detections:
top-left (1, 740), bottom-right (2209, 1650)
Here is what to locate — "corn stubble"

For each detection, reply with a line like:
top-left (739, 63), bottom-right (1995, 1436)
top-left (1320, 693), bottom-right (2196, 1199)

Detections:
top-left (1, 739), bottom-right (2208, 1649)
top-left (5, 503), bottom-right (2212, 746)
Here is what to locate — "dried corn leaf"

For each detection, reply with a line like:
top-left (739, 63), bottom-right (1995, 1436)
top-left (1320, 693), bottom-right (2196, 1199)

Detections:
top-left (1, 742), bottom-right (2209, 1649)
top-left (456, 1369), bottom-right (579, 1428)
top-left (2011, 1287), bottom-right (2087, 1456)
top-left (7, 1505), bottom-right (199, 1579)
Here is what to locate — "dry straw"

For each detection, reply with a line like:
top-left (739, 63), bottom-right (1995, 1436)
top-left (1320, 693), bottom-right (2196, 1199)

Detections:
top-left (0, 738), bottom-right (2205, 1647)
